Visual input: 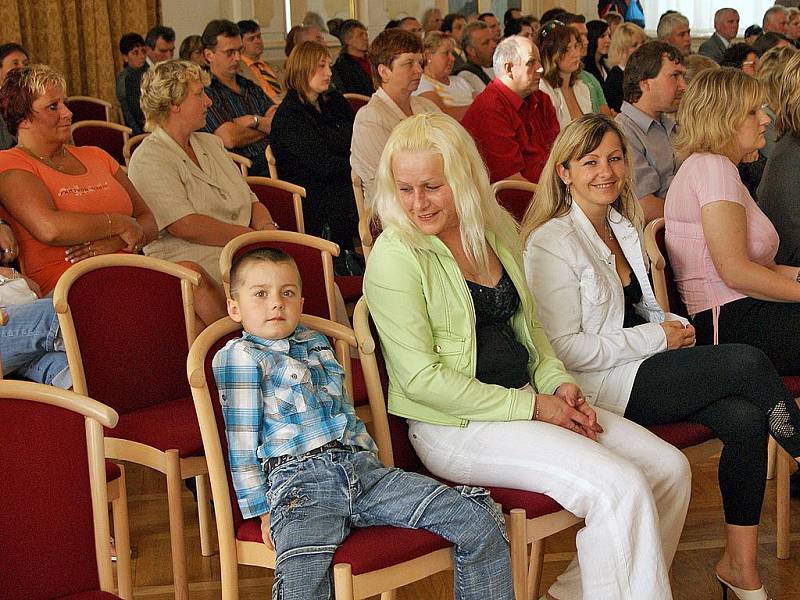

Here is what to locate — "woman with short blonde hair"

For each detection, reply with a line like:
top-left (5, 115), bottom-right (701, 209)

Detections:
top-left (365, 111), bottom-right (691, 600)
top-left (129, 59), bottom-right (276, 324)
top-left (666, 66), bottom-right (800, 411)
top-left (758, 51), bottom-right (800, 268)
top-left (413, 31), bottom-right (475, 121)
top-left (603, 22), bottom-right (646, 111)
top-left (526, 113), bottom-right (800, 600)
top-left (756, 45), bottom-right (797, 158)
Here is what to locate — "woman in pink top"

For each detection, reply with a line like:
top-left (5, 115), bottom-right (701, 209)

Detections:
top-left (665, 68), bottom-right (800, 372)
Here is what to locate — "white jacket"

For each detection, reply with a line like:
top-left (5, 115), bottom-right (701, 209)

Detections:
top-left (523, 203), bottom-right (686, 414)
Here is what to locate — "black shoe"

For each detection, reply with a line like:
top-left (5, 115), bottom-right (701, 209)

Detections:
top-left (791, 470), bottom-right (800, 498)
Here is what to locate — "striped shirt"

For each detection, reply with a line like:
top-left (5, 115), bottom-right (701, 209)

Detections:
top-left (212, 325), bottom-right (377, 518)
top-left (203, 73), bottom-right (273, 164)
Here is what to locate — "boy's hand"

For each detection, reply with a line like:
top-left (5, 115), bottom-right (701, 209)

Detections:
top-left (260, 513), bottom-right (274, 550)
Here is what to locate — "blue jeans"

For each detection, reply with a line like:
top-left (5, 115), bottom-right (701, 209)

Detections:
top-left (267, 448), bottom-right (513, 600)
top-left (0, 299), bottom-right (71, 388)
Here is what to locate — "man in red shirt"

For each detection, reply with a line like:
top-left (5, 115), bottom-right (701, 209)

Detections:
top-left (461, 35), bottom-right (559, 183)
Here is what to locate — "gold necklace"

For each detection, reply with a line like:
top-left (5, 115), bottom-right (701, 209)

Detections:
top-left (18, 144), bottom-right (67, 170)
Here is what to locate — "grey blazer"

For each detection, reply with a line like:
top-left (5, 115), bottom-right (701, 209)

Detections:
top-left (698, 34), bottom-right (728, 63)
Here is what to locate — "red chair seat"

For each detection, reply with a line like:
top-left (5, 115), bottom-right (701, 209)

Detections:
top-left (237, 519), bottom-right (451, 575)
top-left (783, 376), bottom-right (800, 397)
top-left (482, 485), bottom-right (564, 519)
top-left (105, 461), bottom-right (121, 482)
top-left (109, 396), bottom-right (204, 457)
top-left (59, 592), bottom-right (124, 599)
top-left (648, 422), bottom-right (715, 449)
top-left (334, 275), bottom-right (363, 303)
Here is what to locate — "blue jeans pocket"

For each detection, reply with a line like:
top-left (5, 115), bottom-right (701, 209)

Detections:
top-left (455, 485), bottom-right (509, 543)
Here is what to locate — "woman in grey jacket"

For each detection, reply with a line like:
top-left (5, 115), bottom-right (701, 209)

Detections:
top-left (523, 113), bottom-right (800, 600)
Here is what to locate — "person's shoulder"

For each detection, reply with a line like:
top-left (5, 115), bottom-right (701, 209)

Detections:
top-left (412, 94), bottom-right (440, 114)
top-left (528, 214), bottom-right (576, 249)
top-left (213, 335), bottom-right (260, 367)
top-left (0, 147), bottom-right (35, 173)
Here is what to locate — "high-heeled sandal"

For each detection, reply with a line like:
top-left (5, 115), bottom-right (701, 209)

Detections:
top-left (716, 573), bottom-right (772, 600)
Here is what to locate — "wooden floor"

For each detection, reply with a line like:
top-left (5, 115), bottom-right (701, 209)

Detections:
top-left (118, 454), bottom-right (800, 600)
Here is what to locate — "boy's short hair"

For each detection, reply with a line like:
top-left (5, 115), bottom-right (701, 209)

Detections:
top-left (229, 247), bottom-right (301, 298)
top-left (119, 32), bottom-right (146, 55)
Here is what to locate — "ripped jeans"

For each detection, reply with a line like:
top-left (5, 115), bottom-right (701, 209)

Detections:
top-left (266, 447), bottom-right (513, 600)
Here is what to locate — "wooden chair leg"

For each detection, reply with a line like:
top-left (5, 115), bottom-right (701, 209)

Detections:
top-left (767, 436), bottom-right (777, 480)
top-left (507, 508), bottom-right (528, 600)
top-left (526, 539), bottom-right (545, 600)
top-left (196, 473), bottom-right (214, 556)
top-left (777, 447), bottom-right (793, 559)
top-left (111, 464), bottom-right (133, 599)
top-left (379, 590), bottom-right (397, 599)
top-left (333, 563), bottom-right (355, 600)
top-left (165, 450), bottom-right (190, 599)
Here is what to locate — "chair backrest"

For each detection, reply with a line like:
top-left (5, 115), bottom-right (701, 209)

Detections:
top-left (0, 380), bottom-right (118, 599)
top-left (343, 93), bottom-right (371, 114)
top-left (352, 169), bottom-right (381, 262)
top-left (66, 95), bottom-right (112, 123)
top-left (643, 218), bottom-right (688, 317)
top-left (187, 315), bottom-right (359, 587)
top-left (246, 175), bottom-right (306, 234)
top-left (228, 152), bottom-right (252, 177)
top-left (70, 120), bottom-right (132, 165)
top-left (220, 231), bottom-right (340, 321)
top-left (265, 145), bottom-right (278, 179)
top-left (353, 297), bottom-right (424, 472)
top-left (123, 132), bottom-right (150, 166)
top-left (491, 179), bottom-right (538, 223)
top-left (53, 254), bottom-right (200, 415)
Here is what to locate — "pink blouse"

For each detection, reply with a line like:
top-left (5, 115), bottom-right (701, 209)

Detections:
top-left (664, 153), bottom-right (778, 334)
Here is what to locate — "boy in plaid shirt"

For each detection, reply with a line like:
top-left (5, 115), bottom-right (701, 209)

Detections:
top-left (213, 247), bottom-right (513, 600)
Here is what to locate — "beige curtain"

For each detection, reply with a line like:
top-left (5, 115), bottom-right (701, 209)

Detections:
top-left (0, 0), bottom-right (159, 122)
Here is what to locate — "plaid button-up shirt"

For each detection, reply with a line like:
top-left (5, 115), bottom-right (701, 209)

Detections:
top-left (212, 325), bottom-right (377, 517)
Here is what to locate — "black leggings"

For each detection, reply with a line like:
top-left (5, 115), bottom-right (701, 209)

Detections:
top-left (624, 343), bottom-right (800, 526)
top-left (694, 296), bottom-right (800, 375)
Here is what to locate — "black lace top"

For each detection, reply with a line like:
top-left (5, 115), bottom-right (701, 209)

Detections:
top-left (622, 275), bottom-right (647, 328)
top-left (466, 269), bottom-right (530, 388)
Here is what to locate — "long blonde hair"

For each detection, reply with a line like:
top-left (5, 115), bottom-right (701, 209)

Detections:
top-left (520, 113), bottom-right (641, 245)
top-left (373, 112), bottom-right (519, 272)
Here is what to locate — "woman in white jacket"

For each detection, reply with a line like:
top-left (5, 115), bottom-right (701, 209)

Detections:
top-left (522, 113), bottom-right (800, 600)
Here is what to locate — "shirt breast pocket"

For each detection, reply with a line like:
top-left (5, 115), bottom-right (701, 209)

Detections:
top-left (268, 363), bottom-right (310, 414)
top-left (579, 268), bottom-right (613, 330)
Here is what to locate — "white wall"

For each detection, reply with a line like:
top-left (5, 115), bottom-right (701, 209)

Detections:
top-left (161, 0), bottom-right (225, 54)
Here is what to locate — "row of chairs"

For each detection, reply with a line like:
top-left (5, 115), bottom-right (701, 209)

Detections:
top-left (4, 219), bottom-right (797, 598)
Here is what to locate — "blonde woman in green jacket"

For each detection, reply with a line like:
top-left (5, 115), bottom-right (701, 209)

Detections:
top-left (363, 112), bottom-right (690, 600)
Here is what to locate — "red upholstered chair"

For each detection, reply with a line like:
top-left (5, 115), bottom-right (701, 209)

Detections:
top-left (66, 95), bottom-right (113, 123)
top-left (220, 231), bottom-right (368, 419)
top-left (122, 132), bottom-right (150, 166)
top-left (70, 121), bottom-right (131, 166)
top-left (491, 179), bottom-right (538, 223)
top-left (353, 297), bottom-right (584, 599)
top-left (0, 317), bottom-right (132, 598)
top-left (187, 315), bottom-right (455, 600)
top-left (53, 254), bottom-right (214, 599)
top-left (644, 217), bottom-right (793, 558)
top-left (0, 380), bottom-right (123, 599)
top-left (265, 145), bottom-right (278, 179)
top-left (246, 175), bottom-right (306, 233)
top-left (343, 93), bottom-right (371, 114)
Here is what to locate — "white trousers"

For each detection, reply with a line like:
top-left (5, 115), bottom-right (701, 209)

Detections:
top-left (408, 406), bottom-right (691, 600)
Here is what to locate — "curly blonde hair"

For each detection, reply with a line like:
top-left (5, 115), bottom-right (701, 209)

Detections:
top-left (757, 45), bottom-right (797, 110)
top-left (674, 67), bottom-right (764, 161)
top-left (776, 51), bottom-right (800, 137)
top-left (139, 59), bottom-right (210, 131)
